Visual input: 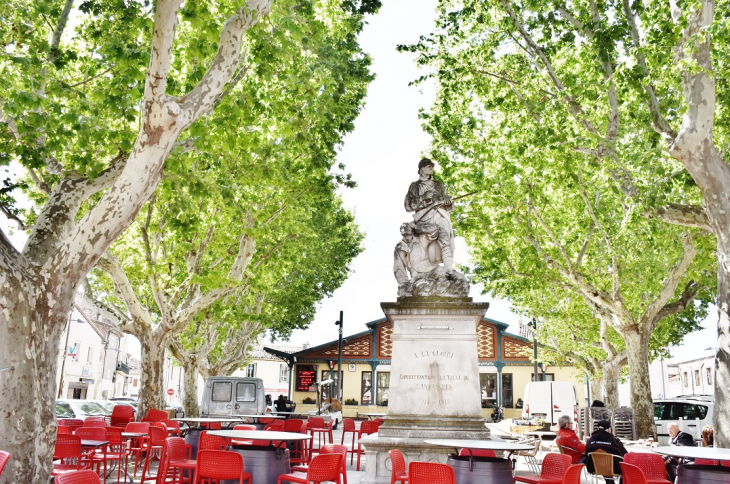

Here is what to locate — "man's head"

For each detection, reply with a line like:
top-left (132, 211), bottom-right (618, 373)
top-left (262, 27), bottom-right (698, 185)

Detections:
top-left (668, 423), bottom-right (680, 438)
top-left (558, 415), bottom-right (573, 430)
top-left (418, 158), bottom-right (435, 174)
top-left (596, 420), bottom-right (612, 432)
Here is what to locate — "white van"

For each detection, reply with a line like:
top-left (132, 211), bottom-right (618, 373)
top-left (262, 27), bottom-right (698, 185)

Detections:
top-left (200, 377), bottom-right (267, 417)
top-left (653, 396), bottom-right (713, 444)
top-left (522, 381), bottom-right (579, 426)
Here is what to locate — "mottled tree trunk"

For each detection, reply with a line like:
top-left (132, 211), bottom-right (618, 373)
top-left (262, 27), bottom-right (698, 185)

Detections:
top-left (137, 334), bottom-right (167, 420)
top-left (589, 376), bottom-right (603, 404)
top-left (623, 330), bottom-right (654, 438)
top-left (715, 254), bottom-right (730, 447)
top-left (603, 362), bottom-right (621, 410)
top-left (182, 359), bottom-right (201, 418)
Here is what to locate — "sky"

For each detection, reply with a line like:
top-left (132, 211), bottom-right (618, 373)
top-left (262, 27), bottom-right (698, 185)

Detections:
top-left (0, 0), bottom-right (718, 394)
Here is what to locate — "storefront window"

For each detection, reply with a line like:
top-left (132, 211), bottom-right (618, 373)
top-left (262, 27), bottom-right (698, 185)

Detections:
top-left (501, 373), bottom-right (513, 408)
top-left (376, 372), bottom-right (390, 406)
top-left (361, 371), bottom-right (372, 405)
top-left (480, 374), bottom-right (498, 408)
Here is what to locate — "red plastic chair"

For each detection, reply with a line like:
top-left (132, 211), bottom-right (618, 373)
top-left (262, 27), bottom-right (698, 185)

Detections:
top-left (408, 461), bottom-right (455, 484)
top-left (459, 448), bottom-right (497, 458)
top-left (158, 437), bottom-right (197, 484)
top-left (124, 422), bottom-right (150, 471)
top-left (93, 426), bottom-right (127, 484)
top-left (291, 444), bottom-right (348, 484)
top-left (278, 453), bottom-right (342, 484)
top-left (620, 462), bottom-right (649, 484)
top-left (139, 424), bottom-right (168, 483)
top-left (110, 404), bottom-right (135, 428)
top-left (340, 419), bottom-right (358, 464)
top-left (194, 449), bottom-right (252, 484)
top-left (83, 418), bottom-right (108, 428)
top-left (561, 464), bottom-right (584, 484)
top-left (0, 450), bottom-right (9, 478)
top-left (162, 419), bottom-right (182, 437)
top-left (694, 458), bottom-right (720, 465)
top-left (623, 452), bottom-right (673, 484)
top-left (140, 408), bottom-right (168, 422)
top-left (52, 434), bottom-right (86, 476)
top-left (389, 449), bottom-right (408, 484)
top-left (513, 452), bottom-right (572, 484)
top-left (283, 419), bottom-right (307, 464)
top-left (230, 424), bottom-right (259, 445)
top-left (306, 417), bottom-right (330, 453)
top-left (74, 427), bottom-right (108, 480)
top-left (199, 430), bottom-right (228, 451)
top-left (58, 426), bottom-right (73, 435)
top-left (60, 419), bottom-right (85, 432)
top-left (54, 469), bottom-right (102, 484)
top-left (356, 421), bottom-right (380, 471)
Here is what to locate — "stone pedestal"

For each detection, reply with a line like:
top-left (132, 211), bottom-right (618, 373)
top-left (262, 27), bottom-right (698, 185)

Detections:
top-left (359, 298), bottom-right (492, 484)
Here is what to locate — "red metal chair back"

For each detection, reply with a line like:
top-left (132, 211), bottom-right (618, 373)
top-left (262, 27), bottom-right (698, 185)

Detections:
top-left (0, 450), bottom-right (10, 477)
top-left (53, 434), bottom-right (83, 465)
top-left (360, 420), bottom-right (380, 436)
top-left (321, 444), bottom-right (348, 475)
top-left (540, 453), bottom-right (572, 479)
top-left (624, 452), bottom-right (669, 480)
top-left (562, 464), bottom-right (584, 484)
top-left (55, 469), bottom-right (102, 484)
top-left (458, 448), bottom-right (496, 458)
top-left (82, 419), bottom-right (108, 428)
top-left (307, 453), bottom-right (343, 483)
top-left (284, 419), bottom-right (305, 432)
top-left (110, 405), bottom-right (134, 427)
top-left (389, 449), bottom-right (407, 479)
top-left (142, 408), bottom-right (168, 422)
top-left (194, 449), bottom-right (245, 483)
top-left (199, 430), bottom-right (228, 451)
top-left (74, 427), bottom-right (107, 441)
top-left (619, 462), bottom-right (649, 484)
top-left (125, 422), bottom-right (150, 434)
top-left (408, 462), bottom-right (455, 484)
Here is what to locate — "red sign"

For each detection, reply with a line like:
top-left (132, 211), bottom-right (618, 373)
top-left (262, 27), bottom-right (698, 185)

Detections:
top-left (296, 365), bottom-right (317, 392)
top-left (167, 388), bottom-right (174, 396)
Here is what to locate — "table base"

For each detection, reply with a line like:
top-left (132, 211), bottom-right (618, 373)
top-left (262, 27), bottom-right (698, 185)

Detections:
top-left (229, 446), bottom-right (290, 484)
top-left (448, 455), bottom-right (514, 484)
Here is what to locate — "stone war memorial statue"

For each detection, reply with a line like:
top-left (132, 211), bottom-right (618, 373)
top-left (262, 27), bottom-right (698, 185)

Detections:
top-left (394, 158), bottom-right (469, 298)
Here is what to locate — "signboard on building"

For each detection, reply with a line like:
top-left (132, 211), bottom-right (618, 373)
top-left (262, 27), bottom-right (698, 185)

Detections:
top-left (296, 365), bottom-right (317, 392)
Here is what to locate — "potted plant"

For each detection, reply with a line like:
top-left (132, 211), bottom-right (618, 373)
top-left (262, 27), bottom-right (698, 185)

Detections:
top-left (344, 398), bottom-right (359, 406)
top-left (302, 397), bottom-right (316, 404)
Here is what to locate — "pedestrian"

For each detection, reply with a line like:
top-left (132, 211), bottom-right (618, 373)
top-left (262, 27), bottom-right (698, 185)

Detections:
top-left (555, 415), bottom-right (585, 463)
top-left (581, 420), bottom-right (626, 484)
top-left (664, 423), bottom-right (696, 481)
top-left (702, 425), bottom-right (714, 447)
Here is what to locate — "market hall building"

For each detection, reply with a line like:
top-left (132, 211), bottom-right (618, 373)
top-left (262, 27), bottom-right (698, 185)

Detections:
top-left (278, 317), bottom-right (587, 419)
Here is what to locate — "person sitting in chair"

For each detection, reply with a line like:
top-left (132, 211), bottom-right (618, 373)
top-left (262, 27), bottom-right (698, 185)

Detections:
top-left (581, 420), bottom-right (627, 484)
top-left (275, 394), bottom-right (289, 413)
top-left (664, 423), bottom-right (696, 481)
top-left (555, 415), bottom-right (585, 464)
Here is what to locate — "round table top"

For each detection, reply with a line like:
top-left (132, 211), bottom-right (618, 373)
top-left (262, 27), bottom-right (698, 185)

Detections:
top-left (525, 431), bottom-right (557, 437)
top-left (237, 414), bottom-right (285, 419)
top-left (653, 446), bottom-right (730, 460)
top-left (424, 439), bottom-right (534, 451)
top-left (207, 430), bottom-right (312, 441)
top-left (172, 417), bottom-right (246, 423)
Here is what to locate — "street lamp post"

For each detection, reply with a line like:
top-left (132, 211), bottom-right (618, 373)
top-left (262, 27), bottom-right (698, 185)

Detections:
top-left (528, 318), bottom-right (540, 382)
top-left (57, 314), bottom-right (85, 398)
top-left (335, 311), bottom-right (343, 401)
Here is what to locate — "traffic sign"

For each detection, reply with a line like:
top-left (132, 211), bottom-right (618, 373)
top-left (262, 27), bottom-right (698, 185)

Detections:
top-left (167, 388), bottom-right (174, 396)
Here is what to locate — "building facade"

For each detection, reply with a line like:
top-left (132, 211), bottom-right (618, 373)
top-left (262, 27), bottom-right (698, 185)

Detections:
top-left (279, 317), bottom-right (586, 419)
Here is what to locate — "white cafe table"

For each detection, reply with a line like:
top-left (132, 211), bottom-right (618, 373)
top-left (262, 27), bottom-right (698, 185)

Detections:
top-left (424, 439), bottom-right (533, 458)
top-left (207, 429), bottom-right (312, 442)
top-left (360, 413), bottom-right (387, 420)
top-left (653, 446), bottom-right (730, 461)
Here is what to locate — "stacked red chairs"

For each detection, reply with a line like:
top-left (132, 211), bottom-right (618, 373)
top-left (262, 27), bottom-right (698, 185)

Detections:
top-left (0, 450), bottom-right (10, 478)
top-left (139, 423), bottom-right (168, 483)
top-left (623, 452), bottom-right (673, 484)
top-left (291, 444), bottom-right (348, 484)
top-left (198, 430), bottom-right (228, 451)
top-left (52, 434), bottom-right (86, 477)
top-left (193, 449), bottom-right (252, 484)
top-left (110, 404), bottom-right (135, 428)
top-left (277, 453), bottom-right (342, 484)
top-left (388, 449), bottom-right (408, 484)
top-left (513, 452), bottom-right (572, 484)
top-left (54, 469), bottom-right (102, 484)
top-left (620, 462), bottom-right (649, 484)
top-left (158, 437), bottom-right (197, 484)
top-left (356, 421), bottom-right (380, 471)
top-left (408, 462), bottom-right (455, 484)
top-left (340, 419), bottom-right (358, 464)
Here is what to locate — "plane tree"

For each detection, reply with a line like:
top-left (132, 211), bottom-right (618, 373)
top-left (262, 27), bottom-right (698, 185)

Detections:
top-left (0, 0), bottom-right (378, 479)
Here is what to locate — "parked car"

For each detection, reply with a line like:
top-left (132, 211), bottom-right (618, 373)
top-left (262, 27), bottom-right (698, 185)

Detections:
top-left (56, 399), bottom-right (108, 420)
top-left (56, 401), bottom-right (75, 419)
top-left (653, 395), bottom-right (714, 444)
top-left (521, 381), bottom-right (579, 427)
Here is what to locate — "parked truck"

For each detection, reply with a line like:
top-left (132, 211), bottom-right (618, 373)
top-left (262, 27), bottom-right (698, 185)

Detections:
top-left (200, 376), bottom-right (267, 417)
top-left (521, 381), bottom-right (579, 426)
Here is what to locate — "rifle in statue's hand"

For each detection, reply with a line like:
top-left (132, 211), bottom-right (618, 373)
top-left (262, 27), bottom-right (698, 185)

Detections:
top-left (413, 190), bottom-right (479, 222)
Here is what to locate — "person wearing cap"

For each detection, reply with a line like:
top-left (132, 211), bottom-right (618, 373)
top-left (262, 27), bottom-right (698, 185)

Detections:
top-left (403, 158), bottom-right (455, 269)
top-left (581, 419), bottom-right (627, 483)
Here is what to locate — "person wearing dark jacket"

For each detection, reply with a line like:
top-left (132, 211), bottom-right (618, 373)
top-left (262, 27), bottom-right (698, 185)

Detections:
top-left (555, 415), bottom-right (585, 464)
top-left (580, 420), bottom-right (627, 483)
top-left (665, 423), bottom-right (696, 480)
